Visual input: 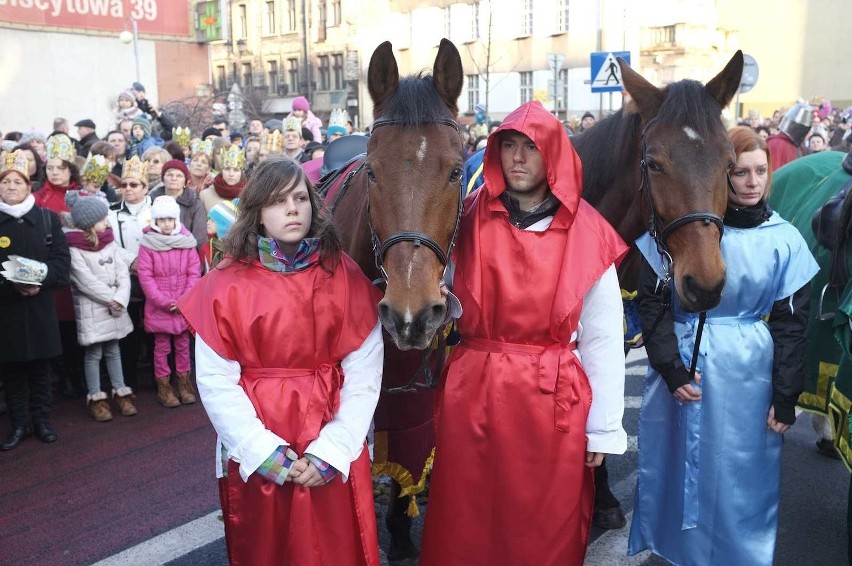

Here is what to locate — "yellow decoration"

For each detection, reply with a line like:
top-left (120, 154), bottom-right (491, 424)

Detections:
top-left (0, 236), bottom-right (10, 248)
top-left (221, 145), bottom-right (246, 170)
top-left (81, 153), bottom-right (110, 186)
top-left (121, 155), bottom-right (148, 184)
top-left (172, 126), bottom-right (192, 148)
top-left (191, 138), bottom-right (214, 157)
top-left (45, 134), bottom-right (76, 163)
top-left (283, 116), bottom-right (302, 133)
top-left (264, 129), bottom-right (283, 153)
top-left (2, 150), bottom-right (30, 180)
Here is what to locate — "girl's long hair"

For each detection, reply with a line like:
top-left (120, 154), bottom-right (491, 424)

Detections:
top-left (223, 157), bottom-right (340, 272)
top-left (84, 227), bottom-right (99, 249)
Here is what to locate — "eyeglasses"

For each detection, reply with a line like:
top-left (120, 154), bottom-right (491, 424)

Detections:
top-left (120, 182), bottom-right (142, 189)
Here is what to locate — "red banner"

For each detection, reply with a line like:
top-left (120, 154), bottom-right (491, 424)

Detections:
top-left (0, 0), bottom-right (190, 37)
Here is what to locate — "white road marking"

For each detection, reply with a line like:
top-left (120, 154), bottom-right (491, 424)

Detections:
top-left (624, 395), bottom-right (642, 409)
top-left (683, 126), bottom-right (702, 142)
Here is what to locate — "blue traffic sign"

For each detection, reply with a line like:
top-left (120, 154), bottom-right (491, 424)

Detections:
top-left (591, 51), bottom-right (631, 93)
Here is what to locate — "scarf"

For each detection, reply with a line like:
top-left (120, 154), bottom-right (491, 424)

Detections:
top-left (724, 200), bottom-right (772, 229)
top-left (212, 173), bottom-right (246, 200)
top-left (140, 229), bottom-right (197, 251)
top-left (0, 194), bottom-right (36, 219)
top-left (258, 237), bottom-right (321, 273)
top-left (65, 227), bottom-right (115, 251)
top-left (499, 190), bottom-right (561, 229)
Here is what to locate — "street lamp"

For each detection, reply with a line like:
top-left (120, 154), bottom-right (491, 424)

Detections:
top-left (119, 18), bottom-right (140, 84)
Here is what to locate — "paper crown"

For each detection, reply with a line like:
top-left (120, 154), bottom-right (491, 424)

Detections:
top-left (121, 155), bottom-right (148, 183)
top-left (172, 126), bottom-right (192, 148)
top-left (283, 116), bottom-right (302, 133)
top-left (1, 255), bottom-right (48, 286)
top-left (81, 154), bottom-right (110, 186)
top-left (264, 129), bottom-right (283, 152)
top-left (3, 150), bottom-right (30, 181)
top-left (329, 108), bottom-right (348, 129)
top-left (221, 145), bottom-right (246, 170)
top-left (191, 138), bottom-right (214, 157)
top-left (46, 134), bottom-right (76, 163)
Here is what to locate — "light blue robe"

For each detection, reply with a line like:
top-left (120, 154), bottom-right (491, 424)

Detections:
top-left (627, 212), bottom-right (818, 566)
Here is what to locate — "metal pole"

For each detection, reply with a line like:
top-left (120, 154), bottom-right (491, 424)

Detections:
top-left (132, 18), bottom-right (140, 84)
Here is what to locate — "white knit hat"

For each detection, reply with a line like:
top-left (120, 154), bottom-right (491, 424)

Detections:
top-left (150, 195), bottom-right (182, 234)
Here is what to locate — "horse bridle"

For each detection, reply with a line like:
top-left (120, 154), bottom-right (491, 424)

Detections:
top-left (366, 116), bottom-right (464, 285)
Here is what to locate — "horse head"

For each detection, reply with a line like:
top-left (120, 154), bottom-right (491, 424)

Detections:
top-left (364, 39), bottom-right (464, 350)
top-left (620, 51), bottom-right (743, 312)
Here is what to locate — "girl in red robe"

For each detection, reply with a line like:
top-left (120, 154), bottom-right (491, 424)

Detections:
top-left (178, 157), bottom-right (383, 566)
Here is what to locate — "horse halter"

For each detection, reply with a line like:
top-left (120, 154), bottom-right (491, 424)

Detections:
top-left (366, 117), bottom-right (464, 284)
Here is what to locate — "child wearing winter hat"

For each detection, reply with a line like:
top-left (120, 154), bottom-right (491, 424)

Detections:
top-left (64, 191), bottom-right (136, 422)
top-left (115, 90), bottom-right (143, 127)
top-left (128, 116), bottom-right (161, 160)
top-left (287, 96), bottom-right (323, 143)
top-left (136, 195), bottom-right (201, 407)
top-left (201, 199), bottom-right (238, 271)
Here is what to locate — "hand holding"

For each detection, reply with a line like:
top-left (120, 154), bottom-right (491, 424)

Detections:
top-left (585, 452), bottom-right (605, 468)
top-left (291, 458), bottom-right (326, 487)
top-left (109, 301), bottom-right (124, 312)
top-left (14, 283), bottom-right (41, 297)
top-left (673, 371), bottom-right (702, 403)
top-left (766, 406), bottom-right (790, 434)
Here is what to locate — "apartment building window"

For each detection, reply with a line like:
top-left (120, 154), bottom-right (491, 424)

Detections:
top-left (237, 4), bottom-right (247, 38)
top-left (268, 60), bottom-right (279, 95)
top-left (443, 7), bottom-right (451, 39)
top-left (522, 0), bottom-right (533, 35)
top-left (559, 68), bottom-right (569, 111)
top-left (471, 3), bottom-right (480, 40)
top-left (467, 74), bottom-right (479, 111)
top-left (332, 53), bottom-right (344, 90)
top-left (243, 63), bottom-right (253, 88)
top-left (288, 58), bottom-right (299, 92)
top-left (318, 55), bottom-right (330, 90)
top-left (287, 0), bottom-right (297, 31)
top-left (265, 1), bottom-right (276, 34)
top-left (318, 0), bottom-right (327, 41)
top-left (332, 0), bottom-right (341, 26)
top-left (557, 0), bottom-right (569, 33)
top-left (216, 65), bottom-right (227, 92)
top-left (520, 71), bottom-right (533, 103)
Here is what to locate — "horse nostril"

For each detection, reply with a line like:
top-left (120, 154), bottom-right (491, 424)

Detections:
top-left (378, 303), bottom-right (396, 332)
top-left (431, 302), bottom-right (447, 321)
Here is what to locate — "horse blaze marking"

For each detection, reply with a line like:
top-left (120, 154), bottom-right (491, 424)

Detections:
top-left (417, 136), bottom-right (427, 162)
top-left (683, 126), bottom-right (702, 143)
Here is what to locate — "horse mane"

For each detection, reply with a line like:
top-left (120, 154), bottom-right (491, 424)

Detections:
top-left (574, 79), bottom-right (726, 206)
top-left (378, 72), bottom-right (456, 126)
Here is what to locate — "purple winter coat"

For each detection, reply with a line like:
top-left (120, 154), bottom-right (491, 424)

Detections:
top-left (136, 226), bottom-right (201, 335)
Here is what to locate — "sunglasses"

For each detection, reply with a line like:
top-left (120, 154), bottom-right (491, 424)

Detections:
top-left (120, 182), bottom-right (142, 189)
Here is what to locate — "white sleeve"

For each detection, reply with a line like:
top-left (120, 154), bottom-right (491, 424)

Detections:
top-left (305, 320), bottom-right (384, 481)
top-left (195, 334), bottom-right (287, 482)
top-left (577, 264), bottom-right (627, 454)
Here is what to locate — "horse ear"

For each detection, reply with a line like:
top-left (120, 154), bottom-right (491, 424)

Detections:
top-left (619, 57), bottom-right (663, 121)
top-left (704, 50), bottom-right (744, 110)
top-left (368, 41), bottom-right (400, 115)
top-left (432, 38), bottom-right (463, 115)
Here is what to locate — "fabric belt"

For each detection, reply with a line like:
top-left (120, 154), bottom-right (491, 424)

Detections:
top-left (461, 336), bottom-right (581, 432)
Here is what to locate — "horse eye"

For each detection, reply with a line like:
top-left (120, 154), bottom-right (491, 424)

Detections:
top-left (449, 167), bottom-right (462, 183)
top-left (365, 166), bottom-right (376, 183)
top-left (646, 159), bottom-right (662, 173)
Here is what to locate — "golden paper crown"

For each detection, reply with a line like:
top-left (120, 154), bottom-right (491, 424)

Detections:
top-left (46, 134), bottom-right (76, 163)
top-left (264, 129), bottom-right (283, 152)
top-left (191, 138), bottom-right (214, 157)
top-left (283, 116), bottom-right (302, 133)
top-left (3, 150), bottom-right (30, 181)
top-left (329, 108), bottom-right (349, 129)
top-left (81, 153), bottom-right (110, 186)
top-left (121, 155), bottom-right (148, 184)
top-left (221, 145), bottom-right (246, 170)
top-left (172, 126), bottom-right (192, 148)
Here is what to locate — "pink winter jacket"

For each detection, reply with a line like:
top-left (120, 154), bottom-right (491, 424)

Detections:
top-left (136, 226), bottom-right (201, 335)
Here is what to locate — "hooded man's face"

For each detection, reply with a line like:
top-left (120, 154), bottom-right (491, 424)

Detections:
top-left (500, 131), bottom-right (548, 198)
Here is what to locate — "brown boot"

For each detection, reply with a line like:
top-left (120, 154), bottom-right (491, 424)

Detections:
top-left (155, 376), bottom-right (180, 408)
top-left (112, 387), bottom-right (138, 416)
top-left (87, 392), bottom-right (113, 422)
top-left (175, 372), bottom-right (197, 405)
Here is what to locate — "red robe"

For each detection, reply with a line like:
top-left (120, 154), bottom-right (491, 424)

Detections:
top-left (178, 254), bottom-right (382, 566)
top-left (766, 133), bottom-right (802, 171)
top-left (420, 102), bottom-right (627, 566)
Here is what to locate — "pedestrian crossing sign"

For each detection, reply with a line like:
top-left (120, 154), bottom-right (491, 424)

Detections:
top-left (590, 51), bottom-right (630, 93)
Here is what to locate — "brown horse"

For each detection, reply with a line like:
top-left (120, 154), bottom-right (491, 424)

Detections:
top-left (327, 39), bottom-right (464, 560)
top-left (571, 50), bottom-right (744, 526)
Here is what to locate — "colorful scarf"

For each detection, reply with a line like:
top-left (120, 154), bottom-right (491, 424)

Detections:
top-left (65, 227), bottom-right (116, 251)
top-left (212, 173), bottom-right (246, 200)
top-left (257, 237), bottom-right (321, 273)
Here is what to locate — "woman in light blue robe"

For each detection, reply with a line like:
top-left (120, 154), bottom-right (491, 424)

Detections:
top-left (628, 127), bottom-right (819, 566)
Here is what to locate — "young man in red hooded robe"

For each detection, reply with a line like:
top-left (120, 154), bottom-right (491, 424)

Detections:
top-left (420, 101), bottom-right (628, 565)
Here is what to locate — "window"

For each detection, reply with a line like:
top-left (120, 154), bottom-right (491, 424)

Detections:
top-left (243, 63), bottom-right (253, 88)
top-left (522, 0), bottom-right (533, 35)
top-left (231, 62), bottom-right (238, 85)
top-left (332, 0), bottom-right (341, 26)
top-left (318, 0), bottom-right (327, 41)
top-left (557, 0), bottom-right (569, 33)
top-left (287, 0), bottom-right (297, 31)
top-left (443, 7), bottom-right (451, 39)
top-left (559, 68), bottom-right (569, 112)
top-left (318, 55), bottom-right (330, 90)
top-left (265, 1), bottom-right (276, 34)
top-left (471, 3), bottom-right (480, 40)
top-left (520, 71), bottom-right (533, 103)
top-left (288, 58), bottom-right (299, 92)
top-left (268, 60), bottom-right (279, 95)
top-left (237, 4), bottom-right (247, 38)
top-left (467, 74), bottom-right (479, 111)
top-left (216, 65), bottom-right (227, 92)
top-left (332, 53), bottom-right (344, 90)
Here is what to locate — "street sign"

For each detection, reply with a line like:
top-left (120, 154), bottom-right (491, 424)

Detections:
top-left (590, 51), bottom-right (630, 93)
top-left (547, 52), bottom-right (565, 73)
top-left (738, 53), bottom-right (759, 94)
